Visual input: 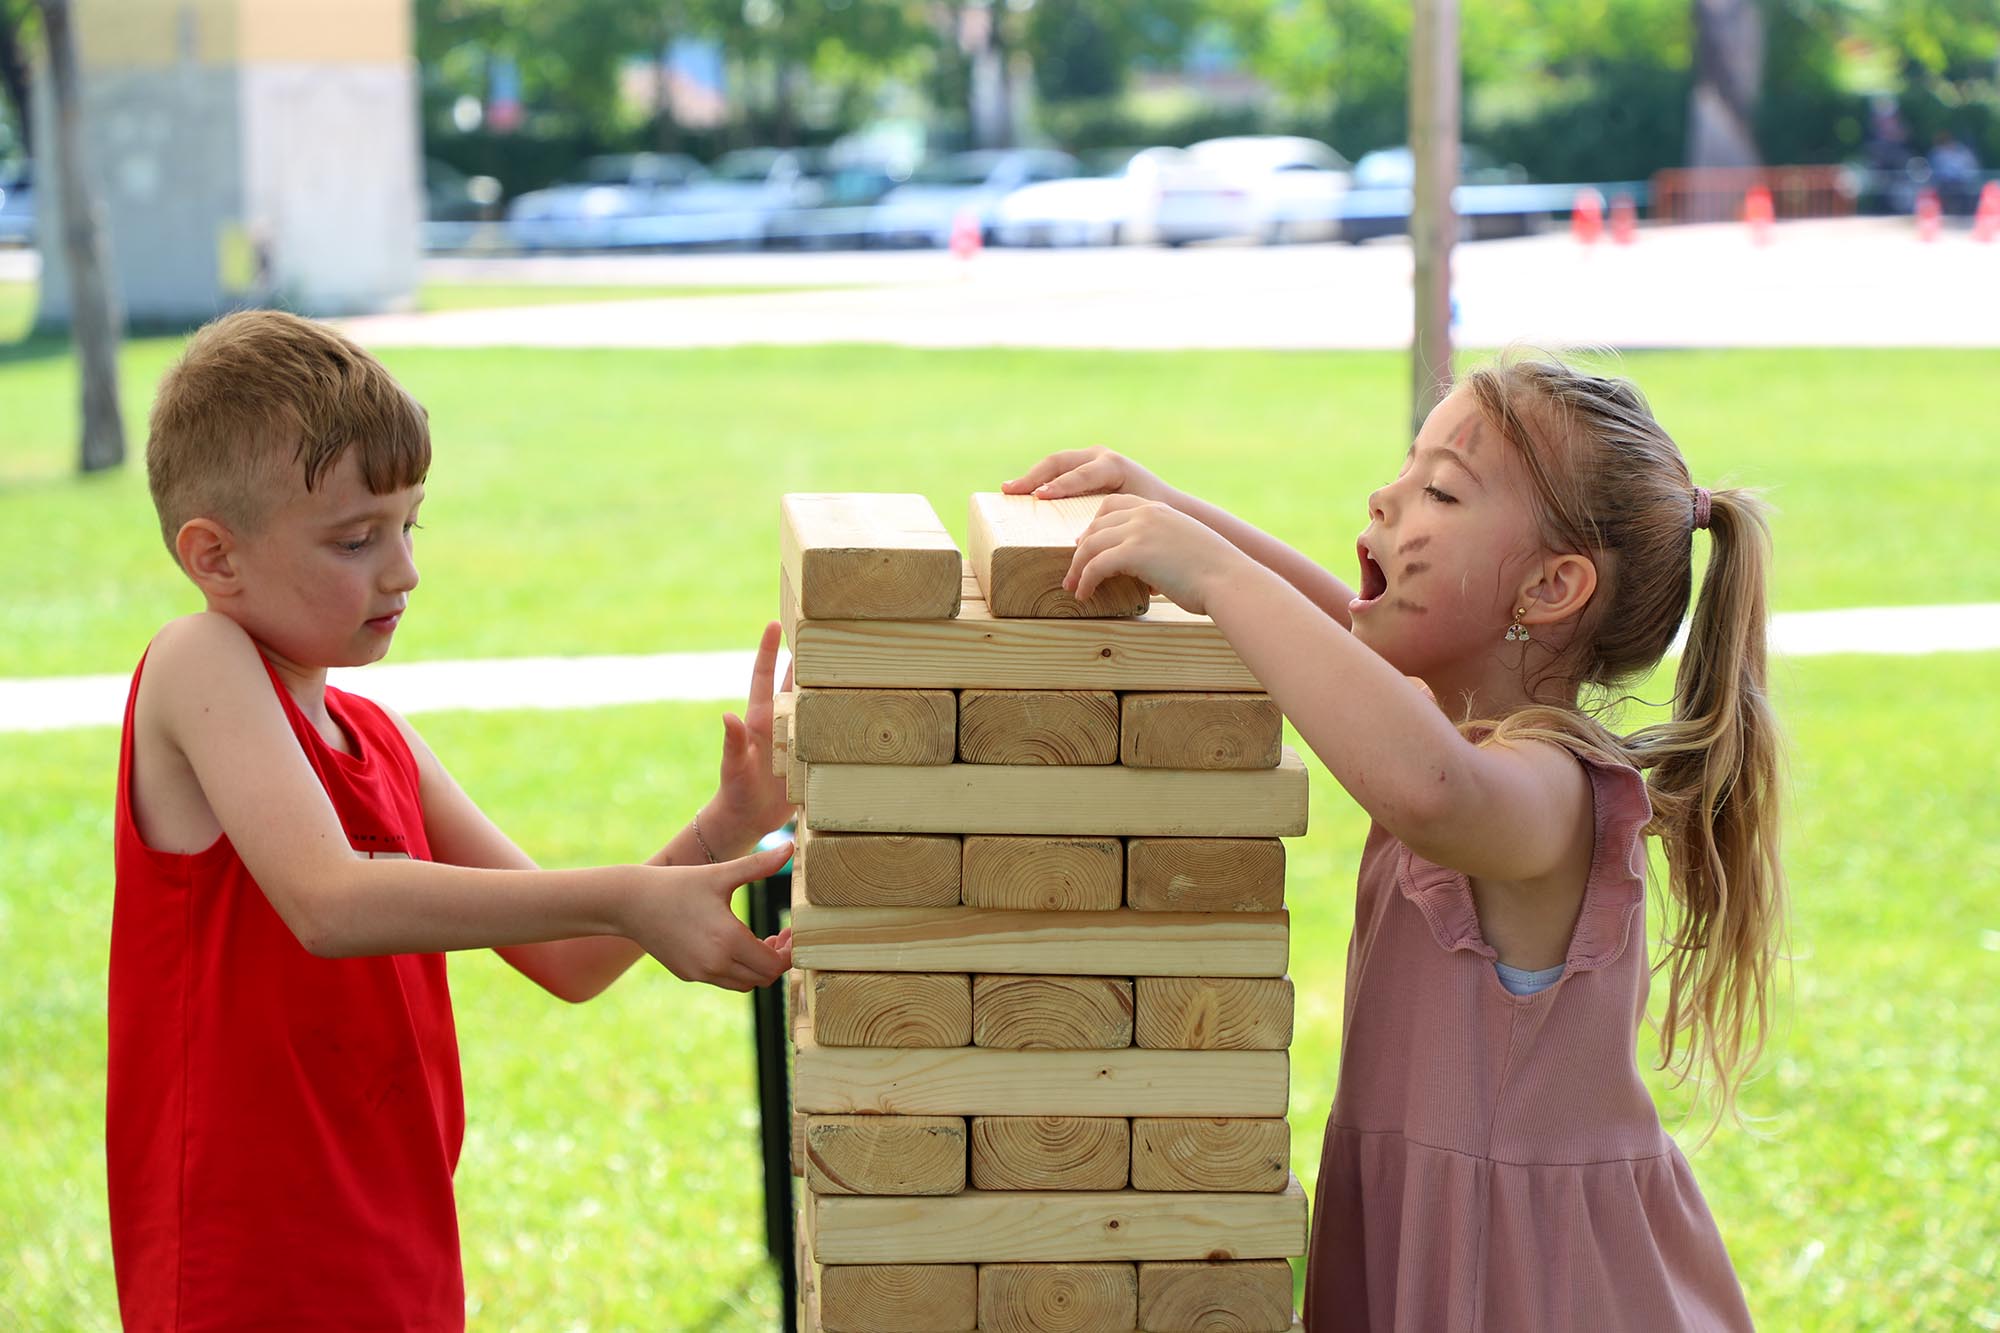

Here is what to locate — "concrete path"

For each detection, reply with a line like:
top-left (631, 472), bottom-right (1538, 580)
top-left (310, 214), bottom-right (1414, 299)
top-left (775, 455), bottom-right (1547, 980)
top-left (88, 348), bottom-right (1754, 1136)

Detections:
top-left (330, 220), bottom-right (2000, 352)
top-left (4, 603), bottom-right (1995, 734)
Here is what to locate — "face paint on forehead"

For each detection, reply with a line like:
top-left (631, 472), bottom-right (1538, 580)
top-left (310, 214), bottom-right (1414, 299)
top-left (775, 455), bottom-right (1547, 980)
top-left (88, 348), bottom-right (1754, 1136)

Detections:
top-left (1447, 412), bottom-right (1483, 455)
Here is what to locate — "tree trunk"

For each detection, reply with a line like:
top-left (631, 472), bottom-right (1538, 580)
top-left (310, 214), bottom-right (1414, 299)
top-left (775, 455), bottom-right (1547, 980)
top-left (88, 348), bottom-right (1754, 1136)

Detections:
top-left (0, 5), bottom-right (33, 157)
top-left (39, 0), bottom-right (124, 472)
top-left (1687, 0), bottom-right (1763, 172)
top-left (652, 19), bottom-right (677, 153)
top-left (1409, 0), bottom-right (1459, 436)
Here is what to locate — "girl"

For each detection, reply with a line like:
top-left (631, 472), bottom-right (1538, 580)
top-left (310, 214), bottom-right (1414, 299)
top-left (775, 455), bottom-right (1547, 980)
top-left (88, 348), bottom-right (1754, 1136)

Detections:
top-left (1005, 354), bottom-right (1779, 1331)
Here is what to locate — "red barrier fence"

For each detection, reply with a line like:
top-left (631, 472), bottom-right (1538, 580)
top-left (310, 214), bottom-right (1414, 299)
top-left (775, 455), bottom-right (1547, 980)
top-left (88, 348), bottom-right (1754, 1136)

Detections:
top-left (1648, 165), bottom-right (1858, 224)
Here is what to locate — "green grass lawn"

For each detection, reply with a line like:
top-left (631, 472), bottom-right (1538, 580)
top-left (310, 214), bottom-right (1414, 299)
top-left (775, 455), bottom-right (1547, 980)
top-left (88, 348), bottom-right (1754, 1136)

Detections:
top-left (3, 330), bottom-right (1998, 1328)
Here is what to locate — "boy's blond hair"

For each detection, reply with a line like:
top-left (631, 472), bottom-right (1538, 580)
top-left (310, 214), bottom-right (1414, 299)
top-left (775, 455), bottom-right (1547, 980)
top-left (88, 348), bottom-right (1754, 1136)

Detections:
top-left (146, 310), bottom-right (430, 566)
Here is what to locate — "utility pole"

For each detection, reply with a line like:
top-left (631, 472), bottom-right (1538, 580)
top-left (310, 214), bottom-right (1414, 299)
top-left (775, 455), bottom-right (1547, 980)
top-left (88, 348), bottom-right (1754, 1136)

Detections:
top-left (1408, 0), bottom-right (1459, 437)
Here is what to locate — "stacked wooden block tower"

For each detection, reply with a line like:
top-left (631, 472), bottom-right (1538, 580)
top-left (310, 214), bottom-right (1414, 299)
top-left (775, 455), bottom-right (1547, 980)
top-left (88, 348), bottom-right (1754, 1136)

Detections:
top-left (775, 492), bottom-right (1309, 1333)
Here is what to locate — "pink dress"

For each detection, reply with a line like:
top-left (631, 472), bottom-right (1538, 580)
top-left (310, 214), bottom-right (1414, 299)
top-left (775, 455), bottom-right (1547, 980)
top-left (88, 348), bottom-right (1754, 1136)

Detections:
top-left (1303, 751), bottom-right (1755, 1331)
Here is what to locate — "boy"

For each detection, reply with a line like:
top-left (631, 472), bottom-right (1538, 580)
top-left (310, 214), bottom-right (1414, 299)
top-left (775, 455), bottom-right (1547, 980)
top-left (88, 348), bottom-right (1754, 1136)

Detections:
top-left (109, 309), bottom-right (796, 1330)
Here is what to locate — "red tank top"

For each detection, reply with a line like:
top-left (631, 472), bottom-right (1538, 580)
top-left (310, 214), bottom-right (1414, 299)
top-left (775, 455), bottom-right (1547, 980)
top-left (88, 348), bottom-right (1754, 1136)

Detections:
top-left (108, 652), bottom-right (465, 1331)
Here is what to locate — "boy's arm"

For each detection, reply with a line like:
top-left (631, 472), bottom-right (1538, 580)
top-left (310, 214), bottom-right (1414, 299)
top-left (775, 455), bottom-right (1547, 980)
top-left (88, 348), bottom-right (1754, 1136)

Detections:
top-left (149, 614), bottom-right (790, 991)
top-left (384, 708), bottom-right (786, 1004)
top-left (1005, 448), bottom-right (1358, 627)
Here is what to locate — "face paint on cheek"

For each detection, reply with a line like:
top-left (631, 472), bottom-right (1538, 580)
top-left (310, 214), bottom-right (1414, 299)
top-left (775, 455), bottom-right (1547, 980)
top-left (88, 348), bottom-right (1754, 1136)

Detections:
top-left (1397, 536), bottom-right (1431, 555)
top-left (1401, 561), bottom-right (1430, 579)
top-left (1392, 598), bottom-right (1429, 613)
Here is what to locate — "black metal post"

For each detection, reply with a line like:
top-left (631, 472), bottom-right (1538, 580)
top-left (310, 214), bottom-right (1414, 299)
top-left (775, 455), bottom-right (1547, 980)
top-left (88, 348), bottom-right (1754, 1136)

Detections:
top-left (749, 859), bottom-right (798, 1332)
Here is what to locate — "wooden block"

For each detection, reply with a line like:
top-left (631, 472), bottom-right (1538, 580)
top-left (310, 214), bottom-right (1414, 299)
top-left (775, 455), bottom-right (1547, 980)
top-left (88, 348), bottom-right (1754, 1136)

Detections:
top-left (1119, 693), bottom-right (1282, 770)
top-left (1126, 839), bottom-right (1286, 912)
top-left (782, 567), bottom-right (1259, 692)
top-left (792, 1109), bottom-right (807, 1178)
top-left (805, 1115), bottom-right (968, 1196)
top-left (1131, 1119), bottom-right (1289, 1193)
top-left (781, 493), bottom-right (962, 620)
top-left (1134, 977), bottom-right (1294, 1051)
top-left (979, 1263), bottom-right (1137, 1333)
top-left (819, 1262), bottom-right (977, 1333)
top-left (970, 1117), bottom-right (1130, 1191)
top-left (799, 825), bottom-right (961, 907)
top-left (962, 836), bottom-right (1122, 911)
top-left (803, 752), bottom-right (1309, 837)
top-left (969, 493), bottom-right (1151, 618)
top-left (791, 897), bottom-right (1288, 979)
top-left (773, 691), bottom-right (795, 777)
top-left (810, 972), bottom-right (972, 1048)
top-left (959, 689), bottom-right (1119, 765)
top-left (794, 687), bottom-right (957, 765)
top-left (1138, 1261), bottom-right (1294, 1333)
top-left (787, 745), bottom-right (807, 805)
top-left (795, 1021), bottom-right (1288, 1117)
top-left (973, 976), bottom-right (1133, 1050)
top-left (808, 1177), bottom-right (1308, 1264)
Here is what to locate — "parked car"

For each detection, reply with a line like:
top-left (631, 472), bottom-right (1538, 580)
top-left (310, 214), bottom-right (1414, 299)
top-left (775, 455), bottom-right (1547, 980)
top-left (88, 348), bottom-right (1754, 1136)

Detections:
top-left (0, 164), bottom-right (33, 245)
top-left (1153, 136), bottom-right (1352, 245)
top-left (505, 152), bottom-right (705, 249)
top-left (867, 149), bottom-right (1080, 248)
top-left (1338, 145), bottom-right (1544, 242)
top-left (993, 146), bottom-right (1187, 247)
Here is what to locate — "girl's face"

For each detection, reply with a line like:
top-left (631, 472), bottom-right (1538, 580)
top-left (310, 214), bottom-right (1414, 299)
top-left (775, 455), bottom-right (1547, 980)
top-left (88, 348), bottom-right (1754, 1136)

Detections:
top-left (1348, 386), bottom-right (1550, 679)
top-left (224, 449), bottom-right (424, 673)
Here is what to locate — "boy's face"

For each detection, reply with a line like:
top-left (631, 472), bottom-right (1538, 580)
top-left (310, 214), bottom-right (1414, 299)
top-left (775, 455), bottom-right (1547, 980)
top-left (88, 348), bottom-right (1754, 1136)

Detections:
top-left (221, 448), bottom-right (422, 671)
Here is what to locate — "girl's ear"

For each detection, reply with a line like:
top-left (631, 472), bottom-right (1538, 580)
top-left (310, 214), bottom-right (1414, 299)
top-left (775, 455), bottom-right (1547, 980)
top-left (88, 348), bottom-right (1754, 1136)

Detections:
top-left (177, 519), bottom-right (241, 598)
top-left (1518, 552), bottom-right (1598, 626)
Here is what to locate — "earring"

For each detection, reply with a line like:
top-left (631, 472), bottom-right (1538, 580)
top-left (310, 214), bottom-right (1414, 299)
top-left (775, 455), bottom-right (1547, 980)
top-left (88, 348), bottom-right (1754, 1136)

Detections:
top-left (1505, 607), bottom-right (1530, 642)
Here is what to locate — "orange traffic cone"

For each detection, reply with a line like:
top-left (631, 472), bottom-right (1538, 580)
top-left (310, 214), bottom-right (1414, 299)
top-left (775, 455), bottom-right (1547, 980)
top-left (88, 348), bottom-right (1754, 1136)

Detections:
top-left (950, 206), bottom-right (983, 262)
top-left (1571, 188), bottom-right (1604, 246)
top-left (1609, 193), bottom-right (1638, 245)
top-left (1743, 184), bottom-right (1774, 246)
top-left (1973, 181), bottom-right (2000, 244)
top-left (1915, 187), bottom-right (1942, 242)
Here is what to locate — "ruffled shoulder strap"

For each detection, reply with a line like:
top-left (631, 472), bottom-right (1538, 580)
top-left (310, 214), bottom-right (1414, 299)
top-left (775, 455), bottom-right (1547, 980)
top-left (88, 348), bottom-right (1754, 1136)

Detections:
top-left (1395, 745), bottom-right (1653, 974)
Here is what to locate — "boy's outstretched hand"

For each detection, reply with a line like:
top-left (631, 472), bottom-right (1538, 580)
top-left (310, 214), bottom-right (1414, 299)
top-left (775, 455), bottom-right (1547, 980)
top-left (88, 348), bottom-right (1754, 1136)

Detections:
top-left (1003, 447), bottom-right (1170, 503)
top-left (710, 622), bottom-right (796, 849)
top-left (1065, 495), bottom-right (1248, 616)
top-left (623, 843), bottom-right (796, 991)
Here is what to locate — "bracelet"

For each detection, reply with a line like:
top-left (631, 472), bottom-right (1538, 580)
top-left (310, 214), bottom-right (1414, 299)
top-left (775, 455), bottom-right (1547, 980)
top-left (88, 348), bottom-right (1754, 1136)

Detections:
top-left (690, 811), bottom-right (719, 864)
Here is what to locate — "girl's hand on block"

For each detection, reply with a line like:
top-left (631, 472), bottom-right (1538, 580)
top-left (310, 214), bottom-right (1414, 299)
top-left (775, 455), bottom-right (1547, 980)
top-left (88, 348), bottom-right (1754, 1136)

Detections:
top-left (1003, 447), bottom-right (1170, 504)
top-left (1065, 495), bottom-right (1246, 616)
top-left (622, 843), bottom-right (795, 992)
top-left (712, 621), bottom-right (796, 848)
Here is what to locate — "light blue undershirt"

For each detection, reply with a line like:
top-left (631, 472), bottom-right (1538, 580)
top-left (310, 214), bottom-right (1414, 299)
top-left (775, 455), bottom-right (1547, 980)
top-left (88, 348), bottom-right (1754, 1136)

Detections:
top-left (1494, 960), bottom-right (1567, 996)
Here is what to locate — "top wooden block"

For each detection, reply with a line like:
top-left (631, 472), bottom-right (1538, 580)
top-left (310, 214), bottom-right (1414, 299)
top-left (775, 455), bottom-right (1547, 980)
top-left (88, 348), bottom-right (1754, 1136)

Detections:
top-left (782, 494), bottom-right (963, 620)
top-left (969, 494), bottom-right (1151, 619)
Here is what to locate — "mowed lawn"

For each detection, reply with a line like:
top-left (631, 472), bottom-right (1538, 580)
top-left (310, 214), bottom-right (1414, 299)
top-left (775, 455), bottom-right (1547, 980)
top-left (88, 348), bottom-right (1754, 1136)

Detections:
top-left (2, 324), bottom-right (1997, 1329)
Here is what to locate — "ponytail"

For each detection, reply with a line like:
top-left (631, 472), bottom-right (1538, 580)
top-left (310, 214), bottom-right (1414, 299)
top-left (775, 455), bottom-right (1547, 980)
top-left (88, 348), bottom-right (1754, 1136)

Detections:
top-left (1627, 488), bottom-right (1786, 1133)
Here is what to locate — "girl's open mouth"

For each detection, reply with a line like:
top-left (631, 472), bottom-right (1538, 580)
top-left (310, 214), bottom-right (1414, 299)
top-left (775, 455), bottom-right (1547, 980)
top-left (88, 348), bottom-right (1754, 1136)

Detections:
top-left (1352, 543), bottom-right (1388, 610)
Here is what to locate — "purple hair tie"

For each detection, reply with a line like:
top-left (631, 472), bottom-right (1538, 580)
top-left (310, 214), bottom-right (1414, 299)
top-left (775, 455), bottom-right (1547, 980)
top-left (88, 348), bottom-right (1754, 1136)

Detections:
top-left (1692, 486), bottom-right (1712, 530)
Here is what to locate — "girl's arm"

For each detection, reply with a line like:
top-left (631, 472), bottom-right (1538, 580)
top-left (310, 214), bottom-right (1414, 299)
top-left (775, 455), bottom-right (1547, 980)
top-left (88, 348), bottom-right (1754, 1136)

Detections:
top-left (1066, 501), bottom-right (1590, 882)
top-left (146, 614), bottom-right (792, 992)
top-left (1005, 449), bottom-right (1359, 626)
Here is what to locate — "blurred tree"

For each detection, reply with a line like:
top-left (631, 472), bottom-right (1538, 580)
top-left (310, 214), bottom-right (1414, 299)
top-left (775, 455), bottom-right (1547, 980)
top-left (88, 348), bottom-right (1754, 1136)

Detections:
top-left (0, 0), bottom-right (34, 160)
top-left (1688, 0), bottom-right (1765, 169)
top-left (1026, 0), bottom-right (1204, 104)
top-left (34, 0), bottom-right (125, 472)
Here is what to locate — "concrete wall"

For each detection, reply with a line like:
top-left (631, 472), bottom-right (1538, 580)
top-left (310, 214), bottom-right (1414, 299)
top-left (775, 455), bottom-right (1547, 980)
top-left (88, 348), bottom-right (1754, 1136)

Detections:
top-left (37, 0), bottom-right (417, 327)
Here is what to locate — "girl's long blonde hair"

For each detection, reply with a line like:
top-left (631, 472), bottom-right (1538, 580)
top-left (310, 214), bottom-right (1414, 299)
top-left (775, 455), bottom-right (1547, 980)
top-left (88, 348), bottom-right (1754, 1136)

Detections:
top-left (1463, 354), bottom-right (1785, 1135)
